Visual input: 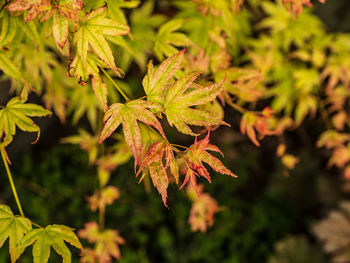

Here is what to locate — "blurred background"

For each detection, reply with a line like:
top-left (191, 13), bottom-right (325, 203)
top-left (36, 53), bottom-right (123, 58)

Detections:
top-left (1, 1), bottom-right (350, 262)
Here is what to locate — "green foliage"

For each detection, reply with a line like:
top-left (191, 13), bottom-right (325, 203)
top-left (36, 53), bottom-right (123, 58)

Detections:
top-left (1, 0), bottom-right (350, 262)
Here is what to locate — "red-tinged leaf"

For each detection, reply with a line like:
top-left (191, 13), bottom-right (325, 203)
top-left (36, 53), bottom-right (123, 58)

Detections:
top-left (187, 184), bottom-right (220, 232)
top-left (143, 50), bottom-right (185, 105)
top-left (149, 161), bottom-right (169, 207)
top-left (79, 222), bottom-right (125, 262)
top-left (181, 133), bottom-right (237, 189)
top-left (99, 100), bottom-right (165, 166)
top-left (91, 75), bottom-right (108, 111)
top-left (200, 151), bottom-right (237, 177)
top-left (240, 108), bottom-right (277, 147)
top-left (136, 141), bottom-right (165, 176)
top-left (180, 168), bottom-right (200, 196)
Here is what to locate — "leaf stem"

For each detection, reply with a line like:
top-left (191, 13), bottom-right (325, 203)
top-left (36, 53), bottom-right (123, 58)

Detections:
top-left (171, 144), bottom-right (188, 150)
top-left (1, 147), bottom-right (25, 217)
top-left (100, 67), bottom-right (130, 102)
top-left (225, 99), bottom-right (247, 114)
top-left (31, 221), bottom-right (43, 228)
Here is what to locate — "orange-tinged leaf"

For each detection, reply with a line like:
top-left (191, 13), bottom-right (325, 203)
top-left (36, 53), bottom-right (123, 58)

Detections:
top-left (79, 222), bottom-right (124, 262)
top-left (181, 133), bottom-right (237, 193)
top-left (149, 161), bottom-right (169, 207)
top-left (99, 100), bottom-right (165, 166)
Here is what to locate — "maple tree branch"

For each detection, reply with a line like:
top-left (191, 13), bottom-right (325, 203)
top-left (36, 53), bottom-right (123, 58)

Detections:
top-left (99, 204), bottom-right (105, 231)
top-left (1, 147), bottom-right (25, 217)
top-left (100, 67), bottom-right (130, 102)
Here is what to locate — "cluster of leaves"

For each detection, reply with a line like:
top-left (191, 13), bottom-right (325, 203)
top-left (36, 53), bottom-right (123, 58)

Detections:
top-left (6, 0), bottom-right (350, 262)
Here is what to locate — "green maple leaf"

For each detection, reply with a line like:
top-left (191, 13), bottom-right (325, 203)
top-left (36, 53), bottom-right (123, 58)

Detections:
top-left (99, 100), bottom-right (166, 165)
top-left (164, 73), bottom-right (226, 136)
top-left (0, 205), bottom-right (32, 263)
top-left (154, 19), bottom-right (191, 60)
top-left (0, 97), bottom-right (51, 146)
top-left (143, 50), bottom-right (227, 135)
top-left (0, 52), bottom-right (25, 83)
top-left (20, 225), bottom-right (82, 263)
top-left (142, 50), bottom-right (184, 105)
top-left (73, 4), bottom-right (129, 76)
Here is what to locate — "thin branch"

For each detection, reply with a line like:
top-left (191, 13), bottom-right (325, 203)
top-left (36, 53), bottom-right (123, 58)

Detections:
top-left (1, 147), bottom-right (25, 217)
top-left (100, 67), bottom-right (130, 102)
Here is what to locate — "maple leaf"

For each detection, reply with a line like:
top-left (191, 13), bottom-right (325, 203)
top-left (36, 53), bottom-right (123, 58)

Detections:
top-left (148, 161), bottom-right (169, 207)
top-left (154, 19), bottom-right (191, 60)
top-left (87, 186), bottom-right (120, 212)
top-left (99, 100), bottom-right (166, 166)
top-left (79, 222), bottom-right (125, 262)
top-left (52, 10), bottom-right (69, 52)
top-left (0, 97), bottom-right (51, 146)
top-left (137, 140), bottom-right (179, 184)
top-left (240, 107), bottom-right (276, 147)
top-left (68, 54), bottom-right (109, 110)
top-left (0, 51), bottom-right (26, 83)
top-left (180, 132), bottom-right (237, 194)
top-left (67, 84), bottom-right (102, 130)
top-left (142, 50), bottom-right (184, 105)
top-left (187, 184), bottom-right (220, 232)
top-left (62, 129), bottom-right (99, 164)
top-left (0, 204), bottom-right (32, 263)
top-left (215, 67), bottom-right (263, 102)
top-left (73, 5), bottom-right (130, 77)
top-left (282, 0), bottom-right (325, 15)
top-left (158, 61), bottom-right (227, 135)
top-left (7, 0), bottom-right (51, 21)
top-left (20, 224), bottom-right (82, 263)
top-left (313, 202), bottom-right (350, 263)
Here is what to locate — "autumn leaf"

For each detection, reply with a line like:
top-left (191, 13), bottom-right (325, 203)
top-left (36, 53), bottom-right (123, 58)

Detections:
top-left (240, 107), bottom-right (276, 147)
top-left (99, 100), bottom-right (166, 166)
top-left (0, 97), bottom-right (51, 146)
top-left (87, 186), bottom-right (120, 211)
top-left (73, 5), bottom-right (129, 77)
top-left (7, 0), bottom-right (51, 21)
top-left (187, 184), bottom-right (220, 232)
top-left (0, 204), bottom-right (32, 263)
top-left (215, 67), bottom-right (263, 102)
top-left (148, 161), bottom-right (169, 207)
top-left (137, 140), bottom-right (179, 183)
top-left (79, 222), bottom-right (125, 262)
top-left (180, 132), bottom-right (237, 194)
top-left (20, 224), bottom-right (82, 263)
